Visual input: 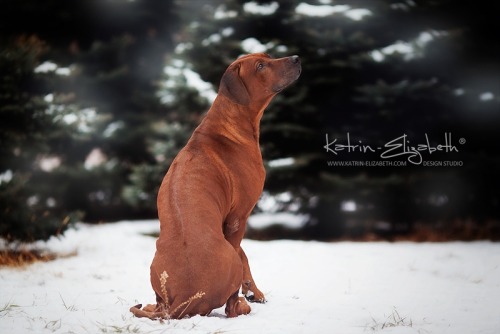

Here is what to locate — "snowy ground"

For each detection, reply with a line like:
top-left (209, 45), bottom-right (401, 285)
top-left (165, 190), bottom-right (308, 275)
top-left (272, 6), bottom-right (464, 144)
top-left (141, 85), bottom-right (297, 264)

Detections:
top-left (1, 220), bottom-right (499, 334)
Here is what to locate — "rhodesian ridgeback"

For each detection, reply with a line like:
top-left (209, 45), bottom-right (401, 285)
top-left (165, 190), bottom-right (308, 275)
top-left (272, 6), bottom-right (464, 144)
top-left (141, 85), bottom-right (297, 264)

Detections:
top-left (131, 53), bottom-right (301, 319)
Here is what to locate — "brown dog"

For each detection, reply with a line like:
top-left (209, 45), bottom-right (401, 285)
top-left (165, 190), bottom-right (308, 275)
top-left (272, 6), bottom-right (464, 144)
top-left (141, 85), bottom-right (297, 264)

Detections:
top-left (131, 53), bottom-right (301, 320)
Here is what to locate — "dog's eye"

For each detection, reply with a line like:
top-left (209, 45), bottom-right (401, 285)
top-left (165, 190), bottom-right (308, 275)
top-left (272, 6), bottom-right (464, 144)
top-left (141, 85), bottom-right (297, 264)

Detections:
top-left (256, 63), bottom-right (264, 71)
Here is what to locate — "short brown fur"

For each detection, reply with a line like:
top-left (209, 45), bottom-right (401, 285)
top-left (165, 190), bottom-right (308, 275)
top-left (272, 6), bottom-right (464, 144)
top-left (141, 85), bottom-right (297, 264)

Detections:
top-left (131, 53), bottom-right (301, 319)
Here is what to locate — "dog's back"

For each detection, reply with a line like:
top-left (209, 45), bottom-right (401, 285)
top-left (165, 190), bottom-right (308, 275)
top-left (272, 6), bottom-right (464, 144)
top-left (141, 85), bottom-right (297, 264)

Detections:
top-left (131, 53), bottom-right (301, 320)
top-left (151, 142), bottom-right (243, 317)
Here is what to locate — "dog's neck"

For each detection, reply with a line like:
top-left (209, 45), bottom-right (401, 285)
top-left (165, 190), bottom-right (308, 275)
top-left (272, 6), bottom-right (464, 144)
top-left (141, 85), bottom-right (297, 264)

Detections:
top-left (201, 94), bottom-right (274, 144)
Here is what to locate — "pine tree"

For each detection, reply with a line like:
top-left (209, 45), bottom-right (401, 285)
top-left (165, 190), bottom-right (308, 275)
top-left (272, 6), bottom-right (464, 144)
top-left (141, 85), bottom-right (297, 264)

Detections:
top-left (0, 36), bottom-right (82, 242)
top-left (167, 0), bottom-right (500, 238)
top-left (2, 0), bottom-right (498, 241)
top-left (0, 0), bottom-right (181, 239)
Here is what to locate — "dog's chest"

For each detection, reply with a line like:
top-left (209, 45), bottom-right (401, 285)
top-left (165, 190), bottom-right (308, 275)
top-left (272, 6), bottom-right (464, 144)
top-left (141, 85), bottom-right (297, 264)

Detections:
top-left (236, 159), bottom-right (264, 198)
top-left (229, 152), bottom-right (265, 212)
top-left (224, 160), bottom-right (264, 235)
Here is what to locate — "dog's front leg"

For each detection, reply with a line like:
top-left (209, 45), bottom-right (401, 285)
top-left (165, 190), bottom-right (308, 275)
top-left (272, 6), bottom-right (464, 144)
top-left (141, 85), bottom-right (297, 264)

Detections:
top-left (224, 218), bottom-right (266, 303)
top-left (237, 247), bottom-right (266, 303)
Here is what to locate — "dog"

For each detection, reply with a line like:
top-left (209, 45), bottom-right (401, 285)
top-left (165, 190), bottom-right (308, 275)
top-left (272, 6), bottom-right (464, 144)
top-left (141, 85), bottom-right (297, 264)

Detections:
top-left (130, 53), bottom-right (301, 319)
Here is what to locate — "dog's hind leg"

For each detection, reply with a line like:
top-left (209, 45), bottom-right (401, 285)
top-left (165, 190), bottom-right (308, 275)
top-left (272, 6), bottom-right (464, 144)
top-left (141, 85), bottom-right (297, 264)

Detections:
top-left (224, 290), bottom-right (251, 318)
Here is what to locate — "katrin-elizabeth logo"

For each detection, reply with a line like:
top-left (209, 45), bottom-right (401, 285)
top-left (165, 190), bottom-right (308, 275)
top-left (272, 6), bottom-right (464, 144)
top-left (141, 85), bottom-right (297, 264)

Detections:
top-left (324, 132), bottom-right (465, 166)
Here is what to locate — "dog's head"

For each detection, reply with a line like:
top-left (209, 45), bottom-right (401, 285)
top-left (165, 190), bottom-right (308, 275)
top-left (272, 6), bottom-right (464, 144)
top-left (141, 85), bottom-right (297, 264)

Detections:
top-left (219, 53), bottom-right (301, 106)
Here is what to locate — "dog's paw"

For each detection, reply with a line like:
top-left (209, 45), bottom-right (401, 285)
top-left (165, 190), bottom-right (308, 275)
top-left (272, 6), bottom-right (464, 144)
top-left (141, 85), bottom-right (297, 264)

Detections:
top-left (245, 290), bottom-right (267, 303)
top-left (242, 280), bottom-right (266, 303)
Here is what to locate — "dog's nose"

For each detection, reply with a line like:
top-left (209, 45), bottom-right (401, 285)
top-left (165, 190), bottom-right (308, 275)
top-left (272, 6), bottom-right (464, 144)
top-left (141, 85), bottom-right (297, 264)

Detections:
top-left (290, 55), bottom-right (300, 64)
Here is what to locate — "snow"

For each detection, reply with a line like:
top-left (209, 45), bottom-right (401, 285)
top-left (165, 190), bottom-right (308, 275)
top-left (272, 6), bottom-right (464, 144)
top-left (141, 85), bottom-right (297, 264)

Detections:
top-left (370, 30), bottom-right (448, 62)
top-left (479, 92), bottom-right (495, 102)
top-left (34, 61), bottom-right (72, 76)
top-left (248, 213), bottom-right (308, 230)
top-left (296, 3), bottom-right (350, 17)
top-left (0, 170), bottom-right (13, 185)
top-left (244, 2), bottom-right (279, 16)
top-left (1, 220), bottom-right (500, 334)
top-left (295, 3), bottom-right (372, 21)
top-left (268, 157), bottom-right (295, 168)
top-left (161, 62), bottom-right (217, 104)
top-left (241, 38), bottom-right (269, 54)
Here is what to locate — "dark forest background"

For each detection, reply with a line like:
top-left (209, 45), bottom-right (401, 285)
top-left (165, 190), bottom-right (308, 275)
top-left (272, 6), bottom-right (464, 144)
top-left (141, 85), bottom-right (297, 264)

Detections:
top-left (1, 0), bottom-right (499, 242)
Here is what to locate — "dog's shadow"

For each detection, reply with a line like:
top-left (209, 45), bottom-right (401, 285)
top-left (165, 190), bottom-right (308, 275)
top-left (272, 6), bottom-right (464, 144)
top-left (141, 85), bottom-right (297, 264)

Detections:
top-left (207, 310), bottom-right (226, 319)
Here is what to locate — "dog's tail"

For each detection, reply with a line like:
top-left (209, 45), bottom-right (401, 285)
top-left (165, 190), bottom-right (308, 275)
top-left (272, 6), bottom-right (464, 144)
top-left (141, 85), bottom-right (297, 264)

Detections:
top-left (129, 303), bottom-right (169, 320)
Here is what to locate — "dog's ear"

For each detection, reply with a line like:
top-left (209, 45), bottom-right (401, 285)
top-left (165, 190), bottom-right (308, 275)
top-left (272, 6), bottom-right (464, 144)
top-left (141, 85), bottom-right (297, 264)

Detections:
top-left (219, 64), bottom-right (251, 106)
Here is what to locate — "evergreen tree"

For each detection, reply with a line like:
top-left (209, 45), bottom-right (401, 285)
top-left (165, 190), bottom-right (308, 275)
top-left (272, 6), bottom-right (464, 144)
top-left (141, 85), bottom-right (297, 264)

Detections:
top-left (170, 0), bottom-right (500, 239)
top-left (0, 36), bottom-right (81, 242)
top-left (0, 0), bottom-right (182, 240)
top-left (2, 0), bottom-right (498, 241)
